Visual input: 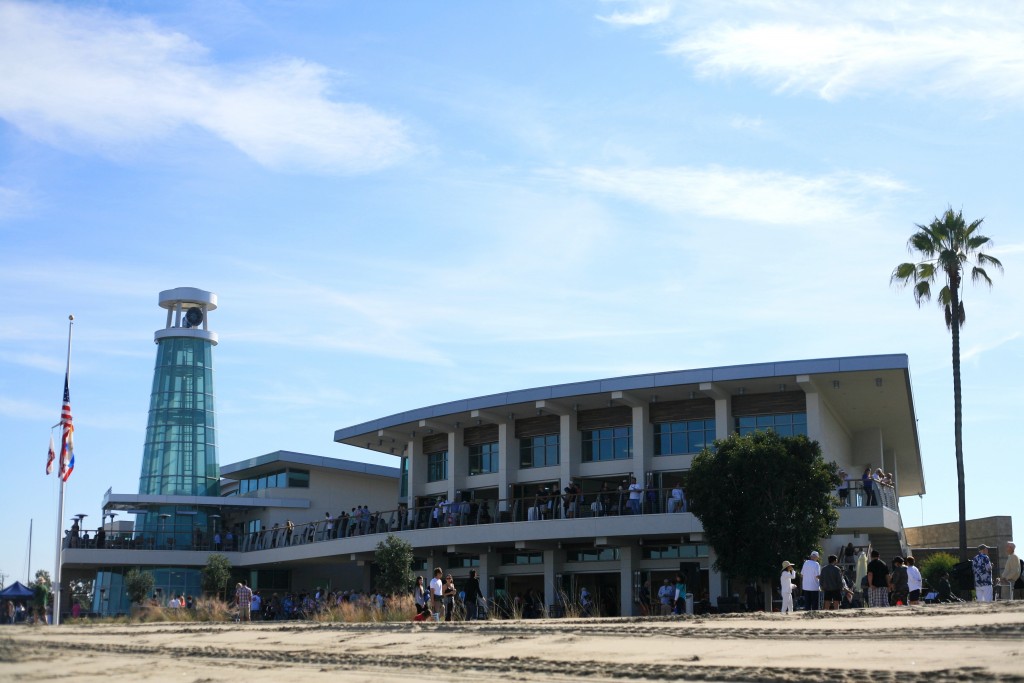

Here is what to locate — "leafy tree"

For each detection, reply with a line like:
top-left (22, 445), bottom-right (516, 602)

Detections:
top-left (124, 568), bottom-right (155, 606)
top-left (919, 552), bottom-right (961, 595)
top-left (687, 431), bottom-right (840, 600)
top-left (201, 554), bottom-right (232, 598)
top-left (374, 534), bottom-right (414, 596)
top-left (30, 569), bottom-right (52, 612)
top-left (891, 207), bottom-right (1003, 561)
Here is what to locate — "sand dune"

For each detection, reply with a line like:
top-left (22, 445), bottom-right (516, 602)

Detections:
top-left (3, 601), bottom-right (1024, 682)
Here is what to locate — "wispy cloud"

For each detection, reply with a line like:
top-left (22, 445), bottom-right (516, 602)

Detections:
top-left (542, 165), bottom-right (906, 224)
top-left (0, 395), bottom-right (53, 421)
top-left (604, 1), bottom-right (1024, 104)
top-left (0, 186), bottom-right (30, 221)
top-left (0, 1), bottom-right (412, 173)
top-left (597, 4), bottom-right (672, 27)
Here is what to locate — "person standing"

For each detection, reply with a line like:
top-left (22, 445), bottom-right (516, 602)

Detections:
top-left (972, 544), bottom-right (994, 602)
top-left (862, 467), bottom-right (876, 506)
top-left (235, 580), bottom-right (253, 622)
top-left (780, 561), bottom-right (796, 614)
top-left (889, 557), bottom-right (909, 606)
top-left (866, 550), bottom-right (889, 608)
top-left (820, 555), bottom-right (844, 610)
top-left (429, 567), bottom-right (444, 617)
top-left (413, 576), bottom-right (428, 612)
top-left (905, 556), bottom-right (923, 605)
top-left (462, 570), bottom-right (484, 620)
top-left (627, 476), bottom-right (644, 515)
top-left (1000, 542), bottom-right (1021, 601)
top-left (801, 551), bottom-right (822, 611)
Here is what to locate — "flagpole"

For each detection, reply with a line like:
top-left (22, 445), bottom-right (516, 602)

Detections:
top-left (52, 314), bottom-right (73, 626)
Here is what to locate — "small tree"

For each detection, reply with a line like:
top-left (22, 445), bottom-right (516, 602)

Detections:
top-left (374, 534), bottom-right (414, 597)
top-left (919, 552), bottom-right (961, 595)
top-left (30, 569), bottom-right (52, 614)
top-left (201, 554), bottom-right (232, 598)
top-left (124, 568), bottom-right (155, 606)
top-left (687, 431), bottom-right (840, 606)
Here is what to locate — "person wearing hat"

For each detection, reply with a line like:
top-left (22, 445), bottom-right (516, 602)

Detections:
top-left (801, 551), bottom-right (822, 611)
top-left (780, 561), bottom-right (796, 614)
top-left (972, 544), bottom-right (994, 601)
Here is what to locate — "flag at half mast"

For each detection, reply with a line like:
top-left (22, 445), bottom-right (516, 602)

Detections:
top-left (46, 434), bottom-right (55, 475)
top-left (59, 373), bottom-right (75, 481)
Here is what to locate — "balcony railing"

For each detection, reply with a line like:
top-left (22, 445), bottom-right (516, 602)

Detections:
top-left (64, 480), bottom-right (899, 553)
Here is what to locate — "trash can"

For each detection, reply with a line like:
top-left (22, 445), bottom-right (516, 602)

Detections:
top-left (685, 593), bottom-right (694, 615)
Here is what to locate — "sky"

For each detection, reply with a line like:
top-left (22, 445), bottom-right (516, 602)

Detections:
top-left (1, 0), bottom-right (1021, 586)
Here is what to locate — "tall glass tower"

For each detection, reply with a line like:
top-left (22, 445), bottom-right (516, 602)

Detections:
top-left (137, 287), bottom-right (219, 546)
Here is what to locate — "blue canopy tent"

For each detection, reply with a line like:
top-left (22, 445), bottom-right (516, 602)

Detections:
top-left (0, 581), bottom-right (34, 599)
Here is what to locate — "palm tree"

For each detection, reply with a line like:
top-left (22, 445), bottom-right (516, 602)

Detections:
top-left (891, 207), bottom-right (1003, 561)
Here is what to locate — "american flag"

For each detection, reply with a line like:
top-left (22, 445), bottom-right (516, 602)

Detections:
top-left (59, 373), bottom-right (75, 482)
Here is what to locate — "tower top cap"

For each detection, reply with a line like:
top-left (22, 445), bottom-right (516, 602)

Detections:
top-left (158, 287), bottom-right (218, 311)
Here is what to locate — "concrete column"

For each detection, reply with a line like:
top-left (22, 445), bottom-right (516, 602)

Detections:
top-left (632, 404), bottom-right (652, 481)
top-left (478, 551), bottom-right (497, 599)
top-left (559, 412), bottom-right (580, 490)
top-left (707, 547), bottom-right (723, 607)
top-left (543, 548), bottom-right (563, 615)
top-left (804, 389), bottom-right (822, 442)
top-left (498, 422), bottom-right (516, 513)
top-left (620, 544), bottom-right (640, 616)
top-left (407, 438), bottom-right (423, 506)
top-left (714, 398), bottom-right (732, 440)
top-left (449, 429), bottom-right (464, 503)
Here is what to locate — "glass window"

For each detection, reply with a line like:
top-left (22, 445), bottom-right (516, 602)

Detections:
top-left (519, 434), bottom-right (559, 469)
top-left (427, 451), bottom-right (448, 482)
top-left (581, 426), bottom-right (633, 462)
top-left (287, 469), bottom-right (309, 488)
top-left (566, 548), bottom-right (620, 562)
top-left (501, 552), bottom-right (543, 565)
top-left (735, 413), bottom-right (808, 437)
top-left (641, 544), bottom-right (709, 560)
top-left (468, 442), bottom-right (499, 475)
top-left (654, 419), bottom-right (716, 455)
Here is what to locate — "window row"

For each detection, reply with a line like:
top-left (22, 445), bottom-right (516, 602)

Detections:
top-left (237, 468), bottom-right (310, 494)
top-left (424, 413), bottom-right (806, 481)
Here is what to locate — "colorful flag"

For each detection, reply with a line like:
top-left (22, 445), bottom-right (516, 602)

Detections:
top-left (46, 434), bottom-right (55, 475)
top-left (59, 373), bottom-right (75, 482)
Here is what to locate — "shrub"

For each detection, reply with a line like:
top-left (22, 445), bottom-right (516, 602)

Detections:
top-left (124, 568), bottom-right (155, 606)
top-left (920, 552), bottom-right (960, 593)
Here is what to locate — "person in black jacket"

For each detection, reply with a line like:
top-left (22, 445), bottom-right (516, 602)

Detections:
top-left (462, 569), bottom-right (484, 620)
top-left (820, 555), bottom-right (844, 610)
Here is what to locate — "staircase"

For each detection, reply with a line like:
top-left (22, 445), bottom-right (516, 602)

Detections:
top-left (869, 531), bottom-right (908, 562)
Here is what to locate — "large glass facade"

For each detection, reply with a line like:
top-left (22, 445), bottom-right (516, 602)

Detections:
top-left (468, 442), bottom-right (499, 475)
top-left (735, 413), bottom-right (807, 437)
top-left (138, 336), bottom-right (218, 497)
top-left (581, 426), bottom-right (632, 462)
top-left (427, 450), bottom-right (448, 482)
top-left (519, 434), bottom-right (559, 468)
top-left (654, 419), bottom-right (716, 455)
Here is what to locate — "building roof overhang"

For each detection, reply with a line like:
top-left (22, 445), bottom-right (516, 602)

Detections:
top-left (219, 450), bottom-right (400, 480)
top-left (333, 354), bottom-right (925, 497)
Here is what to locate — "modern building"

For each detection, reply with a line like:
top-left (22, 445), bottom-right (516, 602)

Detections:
top-left (60, 289), bottom-right (399, 615)
top-left (60, 288), bottom-right (926, 617)
top-left (333, 354), bottom-right (925, 614)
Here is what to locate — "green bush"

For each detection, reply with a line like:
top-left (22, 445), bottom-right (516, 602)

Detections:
top-left (919, 552), bottom-right (959, 593)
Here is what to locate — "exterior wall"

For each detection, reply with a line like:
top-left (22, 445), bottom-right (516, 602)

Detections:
top-left (905, 516), bottom-right (1013, 550)
top-left (235, 468), bottom-right (398, 532)
top-left (816, 397), bottom-right (852, 468)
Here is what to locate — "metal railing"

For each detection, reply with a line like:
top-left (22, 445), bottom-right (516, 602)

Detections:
top-left (64, 480), bottom-right (898, 553)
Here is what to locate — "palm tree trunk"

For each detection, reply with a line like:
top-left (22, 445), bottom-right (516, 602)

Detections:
top-left (951, 286), bottom-right (968, 562)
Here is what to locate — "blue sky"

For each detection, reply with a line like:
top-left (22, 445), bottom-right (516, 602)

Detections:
top-left (1, 0), bottom-right (1021, 585)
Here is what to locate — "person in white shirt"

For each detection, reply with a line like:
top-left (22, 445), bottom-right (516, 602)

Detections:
top-left (780, 561), bottom-right (796, 614)
top-left (429, 567), bottom-right (444, 617)
top-left (905, 556), bottom-right (923, 605)
top-left (801, 551), bottom-right (822, 610)
top-left (668, 483), bottom-right (686, 513)
top-left (627, 476), bottom-right (644, 515)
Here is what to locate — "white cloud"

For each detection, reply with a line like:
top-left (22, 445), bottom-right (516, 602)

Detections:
top-left (597, 4), bottom-right (672, 26)
top-left (609, 1), bottom-right (1024, 104)
top-left (0, 1), bottom-right (412, 173)
top-left (0, 186), bottom-right (30, 221)
top-left (729, 115), bottom-right (764, 131)
top-left (542, 165), bottom-right (906, 224)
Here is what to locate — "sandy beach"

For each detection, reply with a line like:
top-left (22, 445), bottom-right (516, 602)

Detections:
top-left (3, 601), bottom-right (1024, 682)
